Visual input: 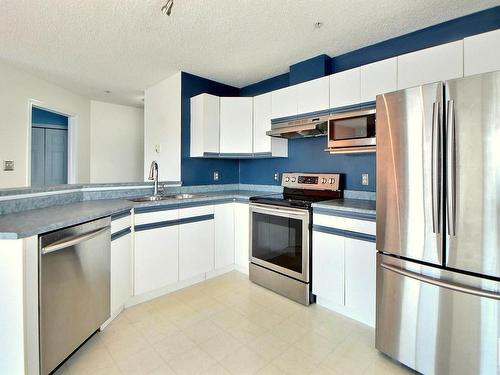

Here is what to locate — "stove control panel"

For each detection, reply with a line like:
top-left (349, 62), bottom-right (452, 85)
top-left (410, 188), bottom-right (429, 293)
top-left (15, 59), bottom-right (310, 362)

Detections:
top-left (282, 173), bottom-right (340, 191)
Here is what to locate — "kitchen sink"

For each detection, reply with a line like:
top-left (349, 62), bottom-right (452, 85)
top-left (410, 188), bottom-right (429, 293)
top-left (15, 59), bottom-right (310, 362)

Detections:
top-left (128, 195), bottom-right (175, 202)
top-left (128, 193), bottom-right (207, 202)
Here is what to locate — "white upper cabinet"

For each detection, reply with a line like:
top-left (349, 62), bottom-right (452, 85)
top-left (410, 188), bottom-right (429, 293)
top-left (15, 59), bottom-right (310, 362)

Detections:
top-left (271, 85), bottom-right (298, 119)
top-left (190, 94), bottom-right (219, 157)
top-left (360, 57), bottom-right (397, 102)
top-left (397, 40), bottom-right (464, 89)
top-left (464, 29), bottom-right (500, 76)
top-left (296, 76), bottom-right (330, 114)
top-left (219, 97), bottom-right (253, 154)
top-left (329, 67), bottom-right (361, 109)
top-left (253, 93), bottom-right (288, 157)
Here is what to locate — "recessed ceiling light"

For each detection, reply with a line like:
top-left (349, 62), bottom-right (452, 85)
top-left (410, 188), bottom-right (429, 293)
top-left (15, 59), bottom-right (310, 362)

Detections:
top-left (161, 0), bottom-right (174, 16)
top-left (314, 22), bottom-right (323, 29)
top-left (104, 90), bottom-right (112, 94)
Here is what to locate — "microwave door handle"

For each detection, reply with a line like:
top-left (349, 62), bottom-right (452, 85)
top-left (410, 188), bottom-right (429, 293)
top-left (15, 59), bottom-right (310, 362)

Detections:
top-left (446, 100), bottom-right (456, 236)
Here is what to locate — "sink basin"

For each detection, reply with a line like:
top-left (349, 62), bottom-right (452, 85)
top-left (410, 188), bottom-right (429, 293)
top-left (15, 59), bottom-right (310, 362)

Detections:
top-left (171, 193), bottom-right (207, 199)
top-left (128, 193), bottom-right (207, 202)
top-left (128, 195), bottom-right (175, 202)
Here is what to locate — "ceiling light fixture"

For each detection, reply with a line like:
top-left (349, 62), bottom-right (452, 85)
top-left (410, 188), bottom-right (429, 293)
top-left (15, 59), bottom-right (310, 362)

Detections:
top-left (161, 0), bottom-right (174, 16)
top-left (104, 90), bottom-right (112, 94)
top-left (314, 22), bottom-right (323, 29)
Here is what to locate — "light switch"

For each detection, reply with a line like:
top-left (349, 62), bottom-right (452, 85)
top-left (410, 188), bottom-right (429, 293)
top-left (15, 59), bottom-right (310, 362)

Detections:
top-left (3, 160), bottom-right (14, 171)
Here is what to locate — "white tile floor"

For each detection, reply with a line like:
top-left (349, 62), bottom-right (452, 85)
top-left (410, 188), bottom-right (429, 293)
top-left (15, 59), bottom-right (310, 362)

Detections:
top-left (54, 271), bottom-right (414, 375)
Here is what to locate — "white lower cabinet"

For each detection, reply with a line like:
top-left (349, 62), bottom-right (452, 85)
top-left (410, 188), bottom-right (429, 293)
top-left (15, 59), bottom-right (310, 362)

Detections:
top-left (179, 206), bottom-right (215, 281)
top-left (312, 216), bottom-right (376, 327)
top-left (234, 202), bottom-right (250, 273)
top-left (134, 215), bottom-right (179, 295)
top-left (312, 231), bottom-right (345, 305)
top-left (215, 203), bottom-right (235, 269)
top-left (344, 238), bottom-right (376, 327)
top-left (110, 233), bottom-right (131, 315)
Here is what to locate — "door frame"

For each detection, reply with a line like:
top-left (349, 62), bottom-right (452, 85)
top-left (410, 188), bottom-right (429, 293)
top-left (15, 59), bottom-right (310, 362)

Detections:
top-left (27, 100), bottom-right (78, 186)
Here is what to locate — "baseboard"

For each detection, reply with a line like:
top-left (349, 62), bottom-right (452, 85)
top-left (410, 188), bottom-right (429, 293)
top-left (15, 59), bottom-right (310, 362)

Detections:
top-left (206, 264), bottom-right (235, 279)
top-left (316, 297), bottom-right (375, 328)
top-left (234, 263), bottom-right (249, 275)
top-left (100, 306), bottom-right (125, 330)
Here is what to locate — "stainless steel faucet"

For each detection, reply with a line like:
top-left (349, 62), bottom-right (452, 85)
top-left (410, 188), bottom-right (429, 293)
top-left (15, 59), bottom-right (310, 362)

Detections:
top-left (148, 161), bottom-right (159, 196)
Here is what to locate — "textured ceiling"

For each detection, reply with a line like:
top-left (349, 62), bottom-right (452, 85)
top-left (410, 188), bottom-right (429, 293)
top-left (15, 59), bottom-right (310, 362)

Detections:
top-left (1, 0), bottom-right (498, 107)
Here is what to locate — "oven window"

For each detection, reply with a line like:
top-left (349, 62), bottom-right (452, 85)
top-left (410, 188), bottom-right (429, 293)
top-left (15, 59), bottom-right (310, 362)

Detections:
top-left (252, 212), bottom-right (303, 273)
top-left (330, 114), bottom-right (376, 140)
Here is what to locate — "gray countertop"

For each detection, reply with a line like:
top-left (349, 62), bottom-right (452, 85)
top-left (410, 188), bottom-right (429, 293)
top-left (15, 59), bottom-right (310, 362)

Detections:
top-left (0, 190), bottom-right (375, 240)
top-left (0, 190), bottom-right (275, 240)
top-left (312, 198), bottom-right (376, 216)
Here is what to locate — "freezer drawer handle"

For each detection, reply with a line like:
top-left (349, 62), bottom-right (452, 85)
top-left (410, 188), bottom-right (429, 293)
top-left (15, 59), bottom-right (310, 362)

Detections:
top-left (42, 227), bottom-right (109, 255)
top-left (381, 263), bottom-right (500, 301)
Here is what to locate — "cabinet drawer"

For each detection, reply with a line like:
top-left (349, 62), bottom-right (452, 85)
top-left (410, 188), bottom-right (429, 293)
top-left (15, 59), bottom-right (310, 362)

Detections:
top-left (313, 213), bottom-right (375, 235)
top-left (179, 205), bottom-right (214, 219)
top-left (134, 209), bottom-right (178, 226)
top-left (111, 215), bottom-right (131, 234)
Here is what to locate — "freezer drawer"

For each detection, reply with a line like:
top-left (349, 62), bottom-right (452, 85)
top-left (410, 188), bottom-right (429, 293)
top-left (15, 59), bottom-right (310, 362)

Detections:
top-left (376, 253), bottom-right (500, 375)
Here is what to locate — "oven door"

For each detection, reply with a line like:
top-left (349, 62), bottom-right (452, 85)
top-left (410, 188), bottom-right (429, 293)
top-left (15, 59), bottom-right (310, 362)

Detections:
top-left (249, 203), bottom-right (310, 282)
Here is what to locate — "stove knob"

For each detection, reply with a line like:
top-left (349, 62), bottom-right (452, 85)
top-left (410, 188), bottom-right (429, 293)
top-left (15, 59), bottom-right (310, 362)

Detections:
top-left (321, 178), bottom-right (327, 184)
top-left (285, 177), bottom-right (290, 182)
top-left (329, 178), bottom-right (336, 184)
top-left (291, 177), bottom-right (296, 183)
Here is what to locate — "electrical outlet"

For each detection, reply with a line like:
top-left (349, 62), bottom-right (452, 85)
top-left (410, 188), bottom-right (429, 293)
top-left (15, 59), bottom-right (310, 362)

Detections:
top-left (154, 144), bottom-right (161, 154)
top-left (3, 160), bottom-right (14, 171)
top-left (274, 172), bottom-right (279, 182)
top-left (362, 173), bottom-right (369, 186)
top-left (213, 171), bottom-right (219, 181)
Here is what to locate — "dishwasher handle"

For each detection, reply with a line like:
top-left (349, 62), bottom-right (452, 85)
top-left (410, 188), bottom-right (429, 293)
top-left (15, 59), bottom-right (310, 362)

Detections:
top-left (42, 226), bottom-right (109, 255)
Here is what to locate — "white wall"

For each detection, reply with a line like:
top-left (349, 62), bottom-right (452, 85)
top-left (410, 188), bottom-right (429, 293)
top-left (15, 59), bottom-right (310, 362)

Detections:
top-left (90, 101), bottom-right (144, 183)
top-left (0, 61), bottom-right (91, 188)
top-left (144, 72), bottom-right (182, 182)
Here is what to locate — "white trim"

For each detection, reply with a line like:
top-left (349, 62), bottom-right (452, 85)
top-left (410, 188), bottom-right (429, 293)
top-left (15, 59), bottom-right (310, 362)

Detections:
top-left (27, 100), bottom-right (77, 186)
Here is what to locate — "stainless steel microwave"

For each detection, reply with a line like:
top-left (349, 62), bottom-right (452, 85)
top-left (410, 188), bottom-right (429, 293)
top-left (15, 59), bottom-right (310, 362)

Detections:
top-left (327, 108), bottom-right (376, 149)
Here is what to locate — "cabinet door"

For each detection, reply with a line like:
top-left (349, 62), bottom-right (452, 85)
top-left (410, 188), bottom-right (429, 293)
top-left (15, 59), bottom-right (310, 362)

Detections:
top-left (134, 225), bottom-right (179, 295)
top-left (464, 29), bottom-right (500, 76)
top-left (397, 40), bottom-right (463, 89)
top-left (234, 203), bottom-right (250, 273)
top-left (253, 92), bottom-right (273, 154)
top-left (312, 231), bottom-right (345, 305)
top-left (360, 57), bottom-right (397, 103)
top-left (190, 93), bottom-right (220, 157)
top-left (271, 86), bottom-right (298, 119)
top-left (344, 238), bottom-right (376, 327)
top-left (297, 76), bottom-right (330, 115)
top-left (111, 233), bottom-right (131, 314)
top-left (220, 97), bottom-right (253, 154)
top-left (215, 203), bottom-right (235, 269)
top-left (179, 219), bottom-right (215, 280)
top-left (329, 67), bottom-right (361, 109)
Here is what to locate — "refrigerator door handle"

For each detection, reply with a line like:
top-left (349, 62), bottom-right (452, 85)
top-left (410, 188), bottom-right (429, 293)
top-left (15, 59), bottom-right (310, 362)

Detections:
top-left (431, 101), bottom-right (440, 234)
top-left (446, 100), bottom-right (456, 236)
top-left (380, 262), bottom-right (500, 300)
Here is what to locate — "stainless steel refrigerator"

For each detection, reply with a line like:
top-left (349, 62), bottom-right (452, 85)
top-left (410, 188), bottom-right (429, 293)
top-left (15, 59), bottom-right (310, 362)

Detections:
top-left (376, 71), bottom-right (500, 375)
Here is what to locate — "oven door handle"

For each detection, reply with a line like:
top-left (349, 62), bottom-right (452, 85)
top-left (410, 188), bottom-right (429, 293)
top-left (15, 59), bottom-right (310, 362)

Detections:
top-left (249, 203), bottom-right (309, 217)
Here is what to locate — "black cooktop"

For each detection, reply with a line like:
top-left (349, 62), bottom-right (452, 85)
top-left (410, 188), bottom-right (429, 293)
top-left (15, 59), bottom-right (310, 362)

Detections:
top-left (250, 188), bottom-right (343, 209)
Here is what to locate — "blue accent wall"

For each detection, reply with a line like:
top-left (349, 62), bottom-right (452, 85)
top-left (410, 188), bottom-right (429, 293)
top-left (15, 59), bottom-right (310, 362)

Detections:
top-left (289, 55), bottom-right (331, 85)
top-left (239, 137), bottom-right (376, 191)
top-left (32, 107), bottom-right (68, 127)
top-left (181, 72), bottom-right (240, 186)
top-left (237, 5), bottom-right (500, 192)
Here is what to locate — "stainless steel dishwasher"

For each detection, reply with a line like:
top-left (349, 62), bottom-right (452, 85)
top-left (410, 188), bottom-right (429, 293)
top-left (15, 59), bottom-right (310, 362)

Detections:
top-left (39, 217), bottom-right (111, 375)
